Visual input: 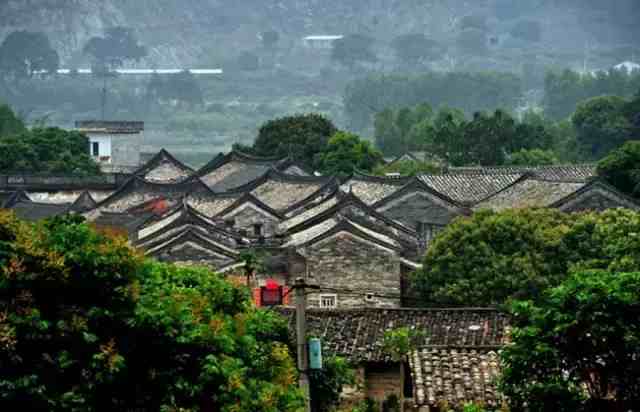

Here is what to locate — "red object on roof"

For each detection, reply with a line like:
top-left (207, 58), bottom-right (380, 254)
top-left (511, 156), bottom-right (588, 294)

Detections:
top-left (265, 279), bottom-right (279, 290)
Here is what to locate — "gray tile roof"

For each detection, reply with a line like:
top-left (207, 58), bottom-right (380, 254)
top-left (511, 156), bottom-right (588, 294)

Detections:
top-left (281, 307), bottom-right (509, 362)
top-left (194, 150), bottom-right (287, 191)
top-left (341, 173), bottom-right (411, 205)
top-left (449, 164), bottom-right (596, 182)
top-left (410, 348), bottom-right (502, 408)
top-left (134, 149), bottom-right (194, 183)
top-left (419, 173), bottom-right (525, 204)
top-left (473, 177), bottom-right (586, 211)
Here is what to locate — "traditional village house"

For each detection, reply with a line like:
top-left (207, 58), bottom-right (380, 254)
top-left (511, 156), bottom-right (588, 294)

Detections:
top-left (283, 307), bottom-right (510, 412)
top-left (76, 121), bottom-right (145, 172)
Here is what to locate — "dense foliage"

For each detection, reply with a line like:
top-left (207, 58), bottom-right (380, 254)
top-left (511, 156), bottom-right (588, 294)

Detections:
top-left (0, 125), bottom-right (101, 175)
top-left (572, 95), bottom-right (636, 159)
top-left (245, 113), bottom-right (338, 170)
top-left (0, 31), bottom-right (59, 78)
top-left (412, 208), bottom-right (640, 306)
top-left (344, 72), bottom-right (522, 131)
top-left (543, 68), bottom-right (640, 120)
top-left (317, 131), bottom-right (383, 175)
top-left (0, 213), bottom-right (303, 411)
top-left (374, 104), bottom-right (553, 165)
top-left (500, 270), bottom-right (640, 412)
top-left (597, 141), bottom-right (640, 198)
top-left (0, 104), bottom-right (26, 137)
top-left (309, 355), bottom-right (355, 412)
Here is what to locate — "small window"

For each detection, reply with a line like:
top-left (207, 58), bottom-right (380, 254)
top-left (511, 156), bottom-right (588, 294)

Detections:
top-left (365, 293), bottom-right (375, 303)
top-left (319, 294), bottom-right (337, 309)
top-left (92, 142), bottom-right (99, 157)
top-left (260, 286), bottom-right (283, 307)
top-left (253, 223), bottom-right (263, 236)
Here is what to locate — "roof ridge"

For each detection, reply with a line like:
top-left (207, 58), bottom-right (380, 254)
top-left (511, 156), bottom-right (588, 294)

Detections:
top-left (133, 148), bottom-right (195, 177)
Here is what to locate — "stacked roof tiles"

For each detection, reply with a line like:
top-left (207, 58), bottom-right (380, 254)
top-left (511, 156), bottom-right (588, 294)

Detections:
top-left (2, 150), bottom-right (639, 409)
top-left (281, 307), bottom-right (509, 408)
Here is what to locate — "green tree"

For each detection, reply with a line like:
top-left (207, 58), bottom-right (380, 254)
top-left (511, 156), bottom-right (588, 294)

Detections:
top-left (572, 95), bottom-right (633, 159)
top-left (251, 114), bottom-right (338, 170)
top-left (374, 104), bottom-right (433, 156)
top-left (83, 27), bottom-right (147, 71)
top-left (318, 131), bottom-right (383, 175)
top-left (500, 270), bottom-right (640, 412)
top-left (0, 213), bottom-right (303, 411)
top-left (0, 103), bottom-right (25, 137)
top-left (0, 31), bottom-right (59, 78)
top-left (412, 209), bottom-right (574, 306)
top-left (597, 141), bottom-right (640, 198)
top-left (0, 126), bottom-right (101, 175)
top-left (373, 160), bottom-right (439, 177)
top-left (507, 148), bottom-right (558, 166)
top-left (309, 355), bottom-right (355, 412)
top-left (412, 208), bottom-right (640, 306)
top-left (332, 34), bottom-right (377, 69)
top-left (391, 34), bottom-right (442, 67)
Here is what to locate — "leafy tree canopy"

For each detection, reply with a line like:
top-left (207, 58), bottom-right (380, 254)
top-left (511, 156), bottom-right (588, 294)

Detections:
top-left (83, 27), bottom-right (147, 71)
top-left (500, 270), bottom-right (640, 412)
top-left (572, 95), bottom-right (634, 159)
top-left (412, 208), bottom-right (640, 306)
top-left (309, 355), bottom-right (355, 412)
top-left (0, 125), bottom-right (101, 175)
top-left (345, 71), bottom-right (521, 132)
top-left (0, 103), bottom-right (26, 137)
top-left (331, 34), bottom-right (377, 69)
top-left (318, 131), bottom-right (383, 176)
top-left (250, 113), bottom-right (339, 170)
top-left (543, 68), bottom-right (640, 120)
top-left (597, 141), bottom-right (640, 198)
top-left (0, 213), bottom-right (303, 411)
top-left (506, 148), bottom-right (558, 166)
top-left (0, 31), bottom-right (59, 78)
top-left (373, 159), bottom-right (440, 177)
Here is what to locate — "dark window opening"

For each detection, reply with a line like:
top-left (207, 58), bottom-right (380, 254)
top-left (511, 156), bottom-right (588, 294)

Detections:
top-left (92, 142), bottom-right (99, 157)
top-left (260, 286), bottom-right (283, 307)
top-left (253, 223), bottom-right (263, 236)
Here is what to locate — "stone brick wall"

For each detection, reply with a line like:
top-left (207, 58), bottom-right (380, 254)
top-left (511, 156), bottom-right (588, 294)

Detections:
top-left (301, 232), bottom-right (401, 308)
top-left (365, 362), bottom-right (405, 408)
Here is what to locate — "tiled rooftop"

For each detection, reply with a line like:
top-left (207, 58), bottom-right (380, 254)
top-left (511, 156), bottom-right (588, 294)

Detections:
top-left (473, 177), bottom-right (586, 211)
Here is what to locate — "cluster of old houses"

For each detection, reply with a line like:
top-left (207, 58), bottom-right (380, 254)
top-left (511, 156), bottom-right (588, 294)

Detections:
top-left (2, 139), bottom-right (639, 411)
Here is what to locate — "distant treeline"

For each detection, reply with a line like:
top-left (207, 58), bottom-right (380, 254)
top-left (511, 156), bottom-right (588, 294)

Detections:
top-left (544, 68), bottom-right (640, 120)
top-left (344, 71), bottom-right (522, 131)
top-left (344, 68), bottom-right (640, 131)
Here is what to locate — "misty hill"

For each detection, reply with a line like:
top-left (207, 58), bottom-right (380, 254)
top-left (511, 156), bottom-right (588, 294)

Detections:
top-left (2, 0), bottom-right (638, 68)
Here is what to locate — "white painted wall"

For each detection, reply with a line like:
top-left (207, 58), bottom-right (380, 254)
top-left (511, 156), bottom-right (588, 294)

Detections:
top-left (88, 135), bottom-right (112, 161)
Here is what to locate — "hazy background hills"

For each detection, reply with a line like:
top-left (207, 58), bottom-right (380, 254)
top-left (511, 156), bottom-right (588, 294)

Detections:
top-left (1, 0), bottom-right (639, 165)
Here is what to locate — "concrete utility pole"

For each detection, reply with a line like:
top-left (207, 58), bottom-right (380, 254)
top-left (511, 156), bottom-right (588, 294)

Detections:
top-left (295, 277), bottom-right (311, 412)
